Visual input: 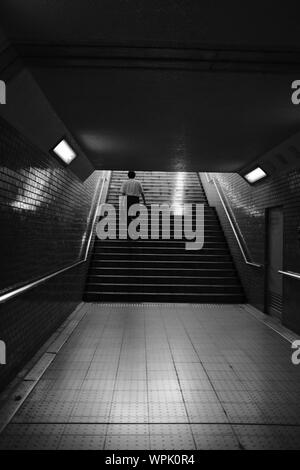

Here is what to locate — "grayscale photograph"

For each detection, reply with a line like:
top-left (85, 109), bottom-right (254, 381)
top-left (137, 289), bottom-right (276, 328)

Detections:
top-left (0, 0), bottom-right (300, 461)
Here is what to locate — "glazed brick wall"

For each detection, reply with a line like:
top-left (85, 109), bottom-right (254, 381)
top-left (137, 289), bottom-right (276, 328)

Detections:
top-left (0, 116), bottom-right (100, 390)
top-left (0, 117), bottom-right (99, 292)
top-left (201, 170), bottom-right (300, 333)
top-left (0, 264), bottom-right (87, 389)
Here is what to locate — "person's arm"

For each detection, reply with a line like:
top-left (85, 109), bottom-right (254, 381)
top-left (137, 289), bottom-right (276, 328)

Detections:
top-left (120, 182), bottom-right (126, 196)
top-left (139, 182), bottom-right (146, 204)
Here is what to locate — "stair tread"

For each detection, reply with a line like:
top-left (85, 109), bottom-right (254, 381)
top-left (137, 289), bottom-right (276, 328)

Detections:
top-left (89, 282), bottom-right (239, 288)
top-left (90, 259), bottom-right (231, 265)
top-left (90, 268), bottom-right (236, 271)
top-left (88, 275), bottom-right (238, 279)
top-left (85, 291), bottom-right (244, 297)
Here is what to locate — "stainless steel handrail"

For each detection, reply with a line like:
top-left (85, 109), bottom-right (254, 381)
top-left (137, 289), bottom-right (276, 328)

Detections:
top-left (82, 170), bottom-right (111, 260)
top-left (278, 270), bottom-right (300, 280)
top-left (204, 172), bottom-right (262, 269)
top-left (0, 171), bottom-right (112, 304)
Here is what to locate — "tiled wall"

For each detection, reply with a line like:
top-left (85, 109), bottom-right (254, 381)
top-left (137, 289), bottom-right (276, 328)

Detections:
top-left (201, 171), bottom-right (300, 333)
top-left (0, 116), bottom-right (100, 390)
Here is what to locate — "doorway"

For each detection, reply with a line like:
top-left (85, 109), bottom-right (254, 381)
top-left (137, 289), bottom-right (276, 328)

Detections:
top-left (266, 207), bottom-right (283, 320)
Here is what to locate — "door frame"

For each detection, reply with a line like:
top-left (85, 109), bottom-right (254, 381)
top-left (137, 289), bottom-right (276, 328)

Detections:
top-left (264, 205), bottom-right (284, 317)
top-left (263, 207), bottom-right (269, 314)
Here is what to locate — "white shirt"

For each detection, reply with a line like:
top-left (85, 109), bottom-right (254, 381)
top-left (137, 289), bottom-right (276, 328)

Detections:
top-left (120, 180), bottom-right (144, 197)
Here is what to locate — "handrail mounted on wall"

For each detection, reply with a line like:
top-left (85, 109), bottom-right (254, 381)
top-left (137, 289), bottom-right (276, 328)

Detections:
top-left (0, 171), bottom-right (112, 304)
top-left (203, 172), bottom-right (263, 269)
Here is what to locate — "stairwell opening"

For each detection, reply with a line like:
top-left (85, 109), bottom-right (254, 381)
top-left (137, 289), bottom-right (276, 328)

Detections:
top-left (84, 171), bottom-right (245, 303)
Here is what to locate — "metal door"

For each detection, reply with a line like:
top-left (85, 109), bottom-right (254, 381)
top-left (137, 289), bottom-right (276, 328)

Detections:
top-left (267, 207), bottom-right (283, 320)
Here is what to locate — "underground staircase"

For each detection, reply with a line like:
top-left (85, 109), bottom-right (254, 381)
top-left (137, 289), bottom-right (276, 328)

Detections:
top-left (84, 171), bottom-right (245, 303)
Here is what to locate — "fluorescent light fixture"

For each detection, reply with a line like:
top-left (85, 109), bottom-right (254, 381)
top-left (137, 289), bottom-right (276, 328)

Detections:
top-left (244, 167), bottom-right (267, 184)
top-left (53, 139), bottom-right (77, 164)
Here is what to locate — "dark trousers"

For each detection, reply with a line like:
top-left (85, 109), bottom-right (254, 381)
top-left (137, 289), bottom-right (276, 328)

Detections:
top-left (126, 195), bottom-right (139, 228)
top-left (127, 195), bottom-right (140, 211)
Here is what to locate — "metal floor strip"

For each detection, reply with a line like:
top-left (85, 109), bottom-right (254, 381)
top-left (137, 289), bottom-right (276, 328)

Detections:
top-left (242, 304), bottom-right (298, 344)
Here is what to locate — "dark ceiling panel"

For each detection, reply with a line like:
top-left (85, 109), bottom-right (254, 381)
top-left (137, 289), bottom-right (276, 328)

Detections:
top-left (13, 44), bottom-right (300, 74)
top-left (30, 67), bottom-right (300, 171)
top-left (0, 0), bottom-right (300, 49)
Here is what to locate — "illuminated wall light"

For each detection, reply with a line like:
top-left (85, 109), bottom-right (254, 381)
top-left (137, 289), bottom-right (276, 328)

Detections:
top-left (52, 139), bottom-right (77, 165)
top-left (244, 167), bottom-right (267, 184)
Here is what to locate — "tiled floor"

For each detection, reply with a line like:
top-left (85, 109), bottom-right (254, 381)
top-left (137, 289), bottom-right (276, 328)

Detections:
top-left (1, 303), bottom-right (300, 450)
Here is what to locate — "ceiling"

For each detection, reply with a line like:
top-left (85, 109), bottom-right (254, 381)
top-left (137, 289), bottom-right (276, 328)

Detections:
top-left (1, 0), bottom-right (300, 172)
top-left (1, 0), bottom-right (300, 49)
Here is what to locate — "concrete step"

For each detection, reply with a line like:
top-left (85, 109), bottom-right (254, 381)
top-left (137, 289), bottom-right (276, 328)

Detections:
top-left (90, 267), bottom-right (237, 276)
top-left (84, 292), bottom-right (246, 303)
top-left (93, 245), bottom-right (228, 253)
top-left (90, 252), bottom-right (232, 261)
top-left (85, 283), bottom-right (243, 294)
top-left (87, 275), bottom-right (242, 286)
top-left (90, 260), bottom-right (235, 269)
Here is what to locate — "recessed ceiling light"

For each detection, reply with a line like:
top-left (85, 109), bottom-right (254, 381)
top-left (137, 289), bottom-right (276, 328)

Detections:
top-left (244, 167), bottom-right (267, 184)
top-left (52, 139), bottom-right (77, 165)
